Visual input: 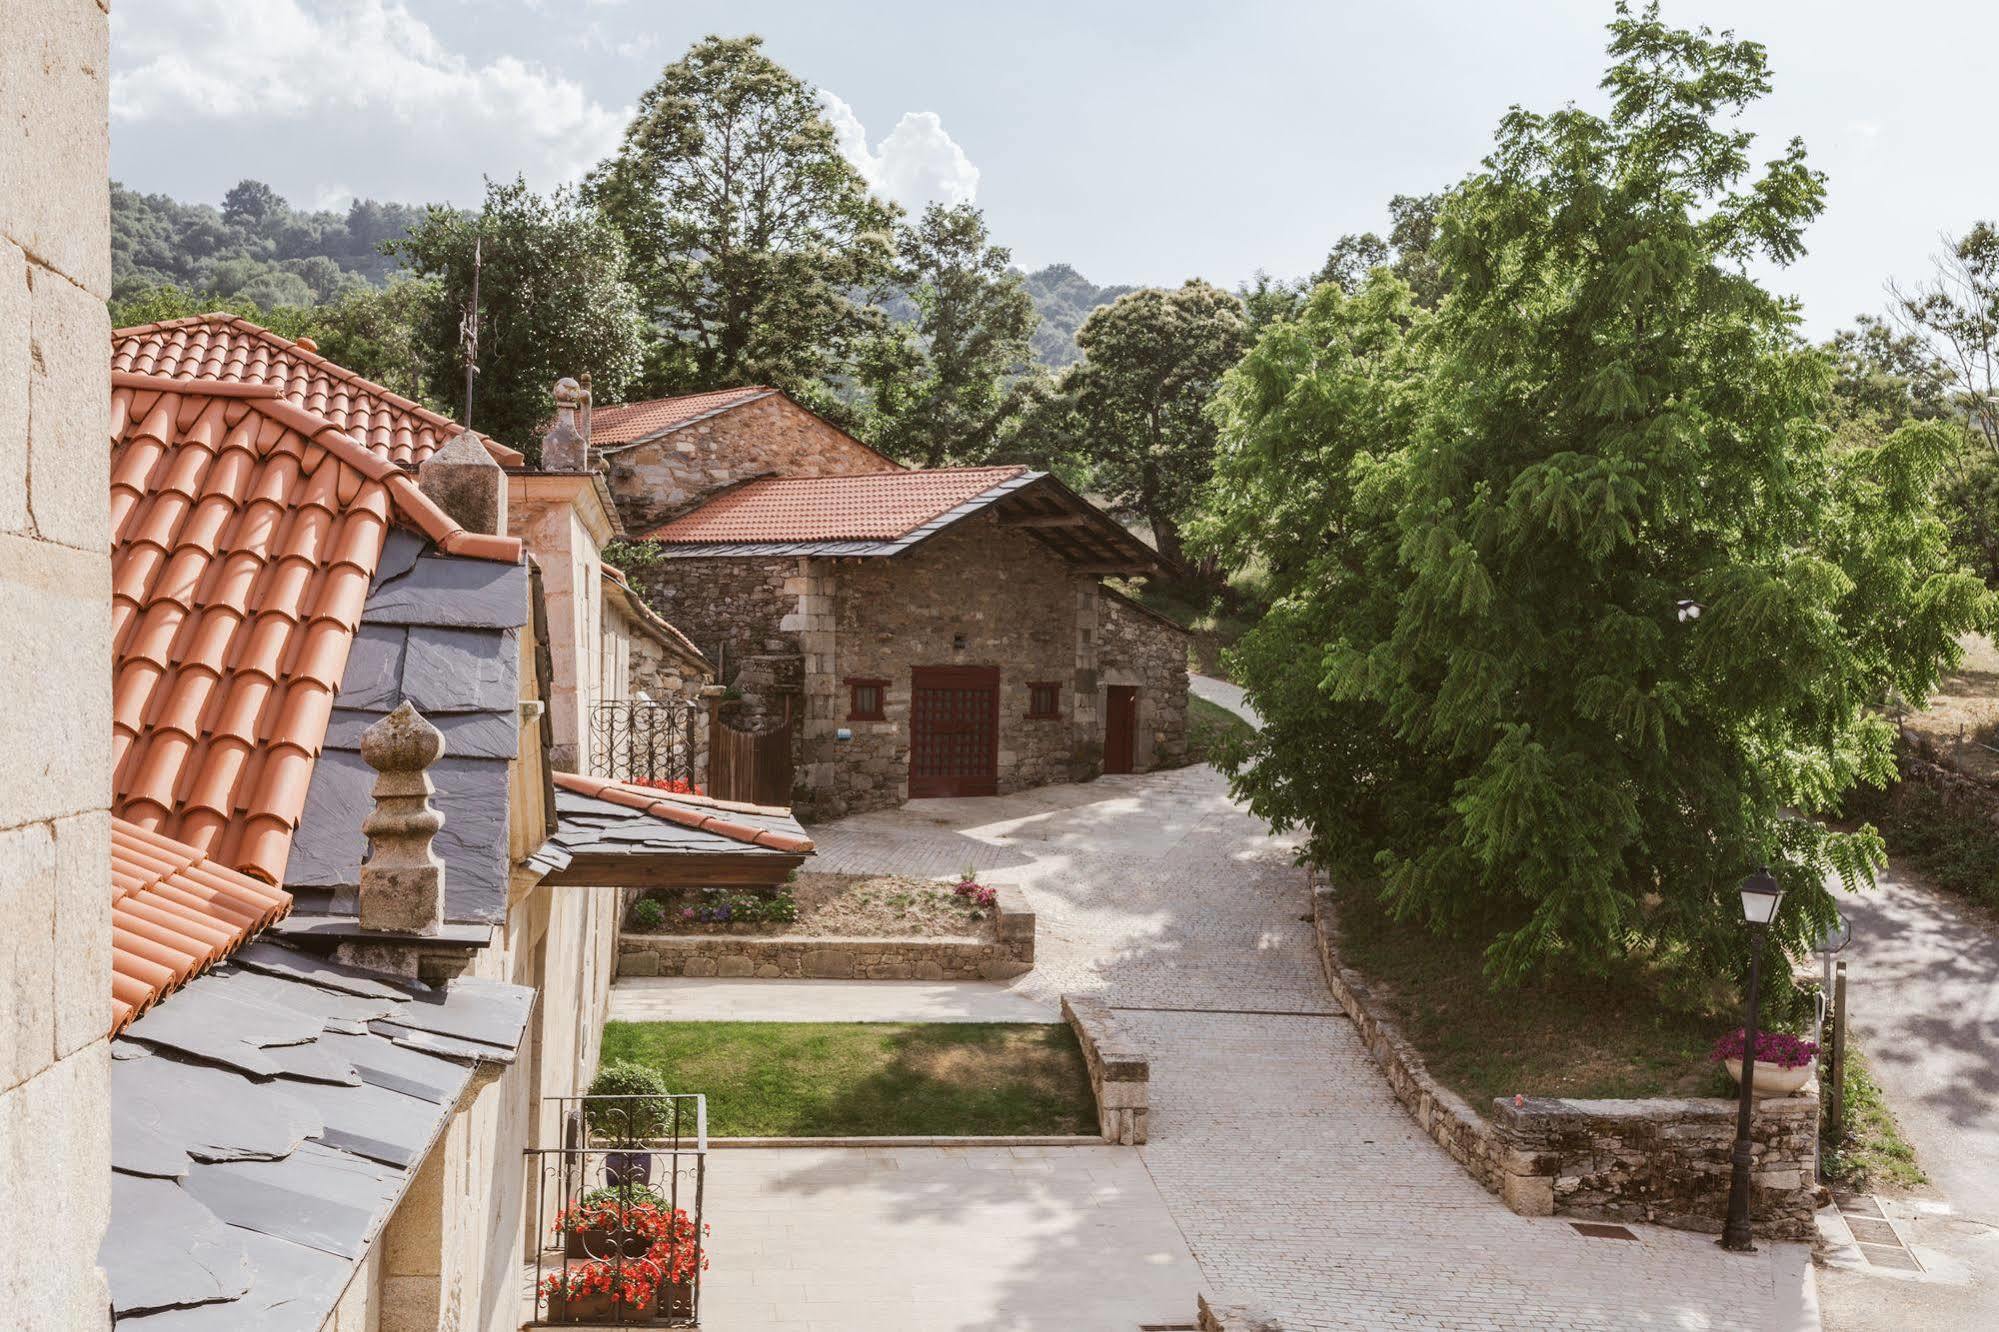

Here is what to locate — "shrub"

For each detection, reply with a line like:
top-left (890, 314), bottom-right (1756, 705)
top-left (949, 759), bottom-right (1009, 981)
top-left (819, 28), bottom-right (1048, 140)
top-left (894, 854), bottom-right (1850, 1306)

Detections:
top-left (629, 898), bottom-right (665, 930)
top-left (586, 1060), bottom-right (673, 1139)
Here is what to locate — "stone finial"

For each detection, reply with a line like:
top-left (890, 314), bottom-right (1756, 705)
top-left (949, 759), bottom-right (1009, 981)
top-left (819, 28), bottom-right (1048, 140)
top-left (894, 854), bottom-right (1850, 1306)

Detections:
top-left (417, 430), bottom-right (507, 535)
top-left (578, 371), bottom-right (594, 453)
top-left (542, 376), bottom-right (589, 472)
top-left (358, 701), bottom-right (448, 934)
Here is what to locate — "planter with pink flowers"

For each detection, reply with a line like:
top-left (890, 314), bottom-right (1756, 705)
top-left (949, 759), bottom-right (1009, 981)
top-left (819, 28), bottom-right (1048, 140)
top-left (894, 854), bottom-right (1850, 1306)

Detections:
top-left (1711, 1028), bottom-right (1819, 1097)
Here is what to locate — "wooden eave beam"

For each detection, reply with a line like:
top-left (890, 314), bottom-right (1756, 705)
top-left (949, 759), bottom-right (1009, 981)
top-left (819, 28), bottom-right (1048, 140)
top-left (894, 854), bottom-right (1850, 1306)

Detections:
top-left (997, 511), bottom-right (1091, 529)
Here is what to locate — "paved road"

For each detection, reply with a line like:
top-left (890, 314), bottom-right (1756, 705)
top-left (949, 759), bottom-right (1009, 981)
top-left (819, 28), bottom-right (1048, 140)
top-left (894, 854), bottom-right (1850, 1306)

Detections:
top-left (1818, 864), bottom-right (1999, 1330)
top-left (1190, 672), bottom-right (1260, 729)
top-left (787, 766), bottom-right (1817, 1330)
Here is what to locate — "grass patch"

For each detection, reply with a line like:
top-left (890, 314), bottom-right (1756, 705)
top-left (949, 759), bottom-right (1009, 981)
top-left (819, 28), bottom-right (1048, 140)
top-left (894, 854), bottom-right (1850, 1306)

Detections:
top-left (1186, 695), bottom-right (1254, 766)
top-left (599, 1021), bottom-right (1097, 1137)
top-left (1332, 887), bottom-right (1736, 1110)
top-left (1821, 1041), bottom-right (1927, 1191)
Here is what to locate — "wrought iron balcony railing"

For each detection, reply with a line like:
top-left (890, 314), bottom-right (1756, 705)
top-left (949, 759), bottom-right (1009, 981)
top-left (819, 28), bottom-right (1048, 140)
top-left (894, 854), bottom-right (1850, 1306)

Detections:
top-left (590, 698), bottom-right (701, 788)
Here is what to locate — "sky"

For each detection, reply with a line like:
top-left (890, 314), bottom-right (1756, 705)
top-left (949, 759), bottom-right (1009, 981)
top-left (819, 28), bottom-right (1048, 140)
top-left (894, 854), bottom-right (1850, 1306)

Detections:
top-left (108, 1), bottom-right (1999, 338)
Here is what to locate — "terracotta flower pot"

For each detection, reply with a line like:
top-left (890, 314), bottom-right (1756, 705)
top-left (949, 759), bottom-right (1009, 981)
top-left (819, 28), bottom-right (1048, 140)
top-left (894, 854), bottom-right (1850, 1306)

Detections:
top-left (1723, 1056), bottom-right (1815, 1096)
top-left (655, 1278), bottom-right (696, 1320)
top-left (564, 1225), bottom-right (652, 1260)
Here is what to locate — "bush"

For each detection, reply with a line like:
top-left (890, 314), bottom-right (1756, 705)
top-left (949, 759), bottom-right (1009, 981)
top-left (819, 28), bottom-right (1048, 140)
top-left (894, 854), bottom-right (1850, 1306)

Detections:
top-left (586, 1060), bottom-right (673, 1140)
top-left (629, 898), bottom-right (665, 930)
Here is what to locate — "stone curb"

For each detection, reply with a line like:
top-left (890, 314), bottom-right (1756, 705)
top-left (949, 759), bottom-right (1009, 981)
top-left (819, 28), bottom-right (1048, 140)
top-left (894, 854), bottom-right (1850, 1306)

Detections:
top-left (1309, 881), bottom-right (1819, 1239)
top-left (1062, 993), bottom-right (1149, 1144)
top-left (704, 1135), bottom-right (1107, 1149)
top-left (1198, 1291), bottom-right (1289, 1331)
top-left (615, 886), bottom-right (1036, 981)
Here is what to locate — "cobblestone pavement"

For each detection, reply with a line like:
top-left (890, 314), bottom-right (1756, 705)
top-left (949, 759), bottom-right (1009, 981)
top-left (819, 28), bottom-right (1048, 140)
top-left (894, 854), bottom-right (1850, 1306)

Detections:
top-left (803, 765), bottom-right (1819, 1330)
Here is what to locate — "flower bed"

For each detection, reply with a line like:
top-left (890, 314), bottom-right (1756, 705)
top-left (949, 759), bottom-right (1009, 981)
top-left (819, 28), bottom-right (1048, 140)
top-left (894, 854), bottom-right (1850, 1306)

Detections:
top-left (540, 1193), bottom-right (707, 1324)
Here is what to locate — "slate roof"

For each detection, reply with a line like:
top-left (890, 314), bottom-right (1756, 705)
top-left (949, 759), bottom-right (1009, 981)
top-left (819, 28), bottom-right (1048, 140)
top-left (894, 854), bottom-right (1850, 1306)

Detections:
top-left (282, 530), bottom-right (528, 927)
top-left (113, 314), bottom-right (523, 467)
top-left (103, 941), bottom-right (532, 1330)
top-left (547, 773), bottom-right (814, 854)
top-left (110, 373), bottom-right (522, 890)
top-left (586, 386), bottom-right (779, 449)
top-left (111, 820), bottom-right (293, 1033)
top-left (602, 561), bottom-right (710, 668)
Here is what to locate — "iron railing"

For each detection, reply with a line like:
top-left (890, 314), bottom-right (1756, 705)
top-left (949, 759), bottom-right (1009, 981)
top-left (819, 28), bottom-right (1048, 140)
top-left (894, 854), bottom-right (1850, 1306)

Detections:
top-left (590, 698), bottom-right (701, 787)
top-left (526, 1094), bottom-right (707, 1327)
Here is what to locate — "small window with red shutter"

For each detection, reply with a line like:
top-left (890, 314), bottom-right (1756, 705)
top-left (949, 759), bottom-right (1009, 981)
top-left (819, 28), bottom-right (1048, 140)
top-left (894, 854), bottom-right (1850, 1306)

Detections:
top-left (847, 677), bottom-right (888, 721)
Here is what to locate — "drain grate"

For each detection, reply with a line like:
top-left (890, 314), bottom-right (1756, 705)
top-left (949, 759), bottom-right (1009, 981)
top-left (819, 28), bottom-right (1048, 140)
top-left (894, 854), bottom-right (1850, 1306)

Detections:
top-left (1570, 1222), bottom-right (1639, 1241)
top-left (1855, 1242), bottom-right (1923, 1271)
top-left (1832, 1193), bottom-right (1925, 1273)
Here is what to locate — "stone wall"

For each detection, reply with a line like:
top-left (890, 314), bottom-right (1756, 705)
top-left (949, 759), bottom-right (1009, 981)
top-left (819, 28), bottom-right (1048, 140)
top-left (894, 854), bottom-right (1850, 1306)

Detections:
top-left (1, 5), bottom-right (113, 1327)
top-left (619, 885), bottom-right (1036, 981)
top-left (808, 515), bottom-right (1092, 817)
top-left (1062, 995), bottom-right (1149, 1145)
top-left (630, 555), bottom-right (798, 684)
top-left (1099, 589), bottom-right (1191, 771)
top-left (1309, 884), bottom-right (1818, 1238)
top-left (604, 394), bottom-right (900, 534)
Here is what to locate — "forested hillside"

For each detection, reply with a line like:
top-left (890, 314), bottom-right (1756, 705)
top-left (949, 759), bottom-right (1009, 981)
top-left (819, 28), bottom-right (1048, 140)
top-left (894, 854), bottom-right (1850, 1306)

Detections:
top-left (111, 179), bottom-right (1125, 368)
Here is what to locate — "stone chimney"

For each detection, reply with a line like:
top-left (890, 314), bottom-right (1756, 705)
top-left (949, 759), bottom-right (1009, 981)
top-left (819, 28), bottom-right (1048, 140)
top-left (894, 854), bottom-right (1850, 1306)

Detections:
top-left (357, 701), bottom-right (447, 935)
top-left (417, 430), bottom-right (507, 534)
top-left (541, 376), bottom-right (590, 472)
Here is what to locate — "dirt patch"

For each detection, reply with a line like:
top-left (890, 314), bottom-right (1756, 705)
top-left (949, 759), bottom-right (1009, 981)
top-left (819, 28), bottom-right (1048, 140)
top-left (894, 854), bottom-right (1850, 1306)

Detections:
top-left (637, 873), bottom-right (997, 939)
top-left (1902, 632), bottom-right (1999, 784)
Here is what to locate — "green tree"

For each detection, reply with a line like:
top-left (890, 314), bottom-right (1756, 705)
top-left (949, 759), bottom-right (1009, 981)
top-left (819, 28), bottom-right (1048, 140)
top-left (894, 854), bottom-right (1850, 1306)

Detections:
top-left (1315, 193), bottom-right (1446, 307)
top-left (1199, 4), bottom-right (1986, 983)
top-left (587, 35), bottom-right (899, 397)
top-left (389, 177), bottom-right (646, 457)
top-left (1063, 280), bottom-right (1247, 571)
top-left (864, 203), bottom-right (1036, 465)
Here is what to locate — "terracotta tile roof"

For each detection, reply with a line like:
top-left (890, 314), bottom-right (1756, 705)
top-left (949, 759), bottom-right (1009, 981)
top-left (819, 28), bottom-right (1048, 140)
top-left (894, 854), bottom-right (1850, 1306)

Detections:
top-left (551, 772), bottom-right (814, 853)
top-left (645, 466), bottom-right (1028, 543)
top-left (587, 387), bottom-right (778, 447)
top-left (109, 370), bottom-right (523, 888)
top-left (112, 313), bottom-right (524, 467)
top-left (110, 819), bottom-right (292, 1034)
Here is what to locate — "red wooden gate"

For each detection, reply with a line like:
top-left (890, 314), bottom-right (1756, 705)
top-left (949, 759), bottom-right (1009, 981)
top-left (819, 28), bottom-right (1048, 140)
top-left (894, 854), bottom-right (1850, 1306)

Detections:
top-left (1105, 686), bottom-right (1138, 774)
top-left (909, 666), bottom-right (1000, 797)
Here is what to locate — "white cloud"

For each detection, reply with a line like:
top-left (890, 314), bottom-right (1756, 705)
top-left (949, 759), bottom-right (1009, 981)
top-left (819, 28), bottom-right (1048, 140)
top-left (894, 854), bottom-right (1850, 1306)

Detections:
top-left (110, 1), bottom-right (626, 199)
top-left (818, 91), bottom-right (979, 214)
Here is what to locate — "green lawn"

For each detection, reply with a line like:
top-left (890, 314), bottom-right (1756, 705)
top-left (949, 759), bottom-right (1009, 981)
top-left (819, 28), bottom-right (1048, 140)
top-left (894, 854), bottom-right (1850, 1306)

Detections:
top-left (1821, 1041), bottom-right (1927, 1191)
top-left (1333, 887), bottom-right (1737, 1109)
top-left (600, 1021), bottom-right (1097, 1137)
top-left (1186, 694), bottom-right (1254, 766)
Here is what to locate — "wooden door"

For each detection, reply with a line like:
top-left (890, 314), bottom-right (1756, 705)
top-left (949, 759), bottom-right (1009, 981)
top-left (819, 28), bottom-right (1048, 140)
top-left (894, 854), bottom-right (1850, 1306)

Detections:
top-left (910, 666), bottom-right (1000, 797)
top-left (1105, 686), bottom-right (1138, 774)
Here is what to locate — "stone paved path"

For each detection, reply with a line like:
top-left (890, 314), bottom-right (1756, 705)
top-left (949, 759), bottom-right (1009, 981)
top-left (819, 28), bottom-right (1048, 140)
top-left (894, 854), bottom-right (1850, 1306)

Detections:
top-left (1190, 672), bottom-right (1261, 728)
top-left (1816, 863), bottom-right (1999, 1330)
top-left (792, 765), bottom-right (1818, 1330)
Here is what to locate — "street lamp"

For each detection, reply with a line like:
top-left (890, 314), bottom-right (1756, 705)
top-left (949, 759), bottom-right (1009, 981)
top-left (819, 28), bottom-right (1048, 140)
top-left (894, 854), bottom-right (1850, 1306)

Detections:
top-left (1722, 866), bottom-right (1786, 1252)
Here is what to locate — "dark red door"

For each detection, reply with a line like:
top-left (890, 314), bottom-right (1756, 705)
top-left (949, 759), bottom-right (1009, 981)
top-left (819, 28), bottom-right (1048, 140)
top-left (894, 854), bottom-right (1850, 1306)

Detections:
top-left (910, 666), bottom-right (1000, 797)
top-left (1105, 686), bottom-right (1138, 774)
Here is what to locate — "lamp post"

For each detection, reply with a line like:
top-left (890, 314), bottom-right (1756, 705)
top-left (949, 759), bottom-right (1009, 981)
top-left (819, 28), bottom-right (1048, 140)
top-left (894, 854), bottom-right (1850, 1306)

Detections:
top-left (1721, 867), bottom-right (1786, 1252)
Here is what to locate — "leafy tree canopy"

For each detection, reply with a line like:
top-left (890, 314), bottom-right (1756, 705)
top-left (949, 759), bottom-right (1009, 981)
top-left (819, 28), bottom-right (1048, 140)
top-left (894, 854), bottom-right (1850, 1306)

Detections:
top-left (587, 35), bottom-right (899, 400)
top-left (860, 203), bottom-right (1037, 466)
top-left (388, 177), bottom-right (647, 459)
top-left (1197, 2), bottom-right (1987, 985)
top-left (1064, 279), bottom-right (1248, 571)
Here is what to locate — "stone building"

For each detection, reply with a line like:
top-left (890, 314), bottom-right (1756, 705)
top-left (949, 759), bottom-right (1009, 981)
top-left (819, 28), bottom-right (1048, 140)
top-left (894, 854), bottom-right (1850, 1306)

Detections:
top-left (85, 318), bottom-right (806, 1330)
top-left (1, 5), bottom-right (114, 1326)
top-left (594, 388), bottom-right (1193, 819)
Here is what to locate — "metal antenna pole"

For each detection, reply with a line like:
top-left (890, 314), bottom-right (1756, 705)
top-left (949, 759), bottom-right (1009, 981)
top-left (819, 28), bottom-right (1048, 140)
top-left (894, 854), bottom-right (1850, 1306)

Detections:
top-left (461, 233), bottom-right (482, 429)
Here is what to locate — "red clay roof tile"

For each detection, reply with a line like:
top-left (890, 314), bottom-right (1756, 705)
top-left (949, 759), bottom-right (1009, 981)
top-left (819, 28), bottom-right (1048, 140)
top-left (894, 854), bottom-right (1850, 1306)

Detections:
top-left (109, 368), bottom-right (519, 888)
top-left (644, 466), bottom-right (1028, 544)
top-left (585, 387), bottom-right (778, 447)
top-left (110, 819), bottom-right (291, 1034)
top-left (113, 316), bottom-right (524, 467)
top-left (550, 772), bottom-right (814, 854)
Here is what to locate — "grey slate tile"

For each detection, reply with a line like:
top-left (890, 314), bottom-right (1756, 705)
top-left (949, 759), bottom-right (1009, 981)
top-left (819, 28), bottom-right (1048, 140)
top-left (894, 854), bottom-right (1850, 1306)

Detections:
top-left (276, 1077), bottom-right (448, 1169)
top-left (114, 1051), bottom-right (322, 1164)
top-left (362, 553), bottom-right (528, 630)
top-left (313, 1030), bottom-right (471, 1104)
top-left (230, 942), bottom-right (414, 1001)
top-left (400, 625), bottom-right (517, 713)
top-left (332, 624), bottom-right (407, 710)
top-left (104, 1173), bottom-right (251, 1316)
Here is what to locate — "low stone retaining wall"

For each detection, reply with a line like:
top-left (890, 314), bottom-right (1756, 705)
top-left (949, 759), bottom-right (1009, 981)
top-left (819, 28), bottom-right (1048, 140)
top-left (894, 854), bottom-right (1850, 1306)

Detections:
top-left (616, 884), bottom-right (1035, 981)
top-left (1061, 995), bottom-right (1148, 1145)
top-left (1310, 883), bottom-right (1818, 1239)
